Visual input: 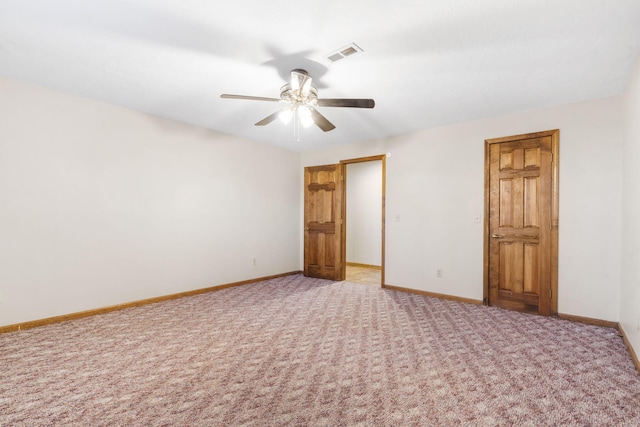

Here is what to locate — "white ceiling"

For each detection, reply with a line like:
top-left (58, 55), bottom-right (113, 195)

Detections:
top-left (2, 1), bottom-right (640, 152)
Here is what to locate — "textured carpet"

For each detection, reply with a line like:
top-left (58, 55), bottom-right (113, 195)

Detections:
top-left (1, 274), bottom-right (639, 426)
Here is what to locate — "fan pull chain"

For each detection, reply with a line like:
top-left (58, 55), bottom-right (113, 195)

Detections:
top-left (294, 108), bottom-right (301, 143)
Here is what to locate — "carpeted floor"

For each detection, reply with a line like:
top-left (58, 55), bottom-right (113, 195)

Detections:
top-left (1, 274), bottom-right (639, 426)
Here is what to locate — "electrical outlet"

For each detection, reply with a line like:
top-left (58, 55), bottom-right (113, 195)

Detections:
top-left (436, 269), bottom-right (443, 278)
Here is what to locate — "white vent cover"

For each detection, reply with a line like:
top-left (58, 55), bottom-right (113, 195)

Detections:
top-left (327, 43), bottom-right (363, 62)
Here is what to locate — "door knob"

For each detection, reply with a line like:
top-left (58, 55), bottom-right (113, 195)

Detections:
top-left (491, 233), bottom-right (503, 238)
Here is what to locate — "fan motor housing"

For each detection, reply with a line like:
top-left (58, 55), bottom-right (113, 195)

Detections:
top-left (280, 84), bottom-right (318, 106)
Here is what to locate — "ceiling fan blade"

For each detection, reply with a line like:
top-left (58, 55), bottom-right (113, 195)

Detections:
top-left (221, 94), bottom-right (280, 102)
top-left (310, 108), bottom-right (336, 132)
top-left (255, 110), bottom-right (283, 126)
top-left (317, 98), bottom-right (375, 108)
top-left (291, 69), bottom-right (312, 97)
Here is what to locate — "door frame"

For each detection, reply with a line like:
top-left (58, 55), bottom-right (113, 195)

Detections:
top-left (340, 155), bottom-right (387, 286)
top-left (483, 129), bottom-right (560, 314)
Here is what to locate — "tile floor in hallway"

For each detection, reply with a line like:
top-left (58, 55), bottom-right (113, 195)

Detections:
top-left (345, 264), bottom-right (381, 286)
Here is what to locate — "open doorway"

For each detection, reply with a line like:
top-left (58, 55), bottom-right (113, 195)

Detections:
top-left (342, 156), bottom-right (385, 286)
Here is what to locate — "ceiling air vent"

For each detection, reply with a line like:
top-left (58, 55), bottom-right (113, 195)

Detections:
top-left (327, 43), bottom-right (363, 63)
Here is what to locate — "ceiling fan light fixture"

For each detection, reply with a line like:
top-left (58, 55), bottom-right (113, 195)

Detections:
top-left (298, 106), bottom-right (314, 128)
top-left (220, 68), bottom-right (374, 134)
top-left (290, 69), bottom-right (312, 97)
top-left (279, 108), bottom-right (294, 124)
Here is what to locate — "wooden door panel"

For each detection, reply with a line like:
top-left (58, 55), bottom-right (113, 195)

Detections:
top-left (524, 147), bottom-right (540, 168)
top-left (499, 179), bottom-right (514, 226)
top-left (524, 177), bottom-right (538, 227)
top-left (524, 243), bottom-right (539, 293)
top-left (307, 233), bottom-right (321, 266)
top-left (304, 164), bottom-right (343, 281)
top-left (485, 130), bottom-right (559, 316)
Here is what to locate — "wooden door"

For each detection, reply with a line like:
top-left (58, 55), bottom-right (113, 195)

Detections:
top-left (484, 130), bottom-right (559, 316)
top-left (304, 164), bottom-right (344, 281)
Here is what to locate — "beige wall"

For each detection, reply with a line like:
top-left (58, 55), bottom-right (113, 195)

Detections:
top-left (345, 161), bottom-right (383, 266)
top-left (302, 96), bottom-right (624, 322)
top-left (621, 57), bottom-right (640, 355)
top-left (0, 77), bottom-right (301, 327)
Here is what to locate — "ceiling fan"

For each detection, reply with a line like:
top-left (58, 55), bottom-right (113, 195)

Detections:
top-left (220, 69), bottom-right (375, 132)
